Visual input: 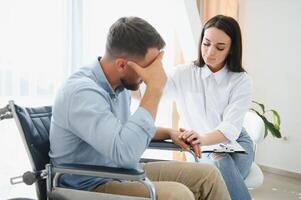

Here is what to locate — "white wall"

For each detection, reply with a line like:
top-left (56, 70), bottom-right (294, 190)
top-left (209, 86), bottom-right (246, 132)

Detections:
top-left (239, 0), bottom-right (301, 173)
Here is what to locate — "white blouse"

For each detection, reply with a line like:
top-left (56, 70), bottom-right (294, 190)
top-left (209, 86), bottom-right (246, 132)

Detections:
top-left (164, 63), bottom-right (252, 141)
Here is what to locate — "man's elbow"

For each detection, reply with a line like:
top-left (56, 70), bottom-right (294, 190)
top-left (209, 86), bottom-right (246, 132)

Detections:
top-left (113, 149), bottom-right (141, 169)
top-left (115, 156), bottom-right (140, 169)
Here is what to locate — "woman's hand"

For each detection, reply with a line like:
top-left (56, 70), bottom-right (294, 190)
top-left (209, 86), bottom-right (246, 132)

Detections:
top-left (179, 128), bottom-right (203, 145)
top-left (157, 127), bottom-right (201, 158)
top-left (179, 128), bottom-right (202, 158)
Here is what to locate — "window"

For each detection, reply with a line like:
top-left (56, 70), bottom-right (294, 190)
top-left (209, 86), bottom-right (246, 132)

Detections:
top-left (0, 0), bottom-right (68, 198)
top-left (0, 0), bottom-right (69, 105)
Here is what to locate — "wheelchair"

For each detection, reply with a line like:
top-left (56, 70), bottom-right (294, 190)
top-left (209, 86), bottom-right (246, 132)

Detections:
top-left (1, 100), bottom-right (198, 200)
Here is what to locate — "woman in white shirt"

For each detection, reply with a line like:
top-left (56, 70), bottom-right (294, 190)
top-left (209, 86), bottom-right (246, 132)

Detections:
top-left (166, 15), bottom-right (253, 200)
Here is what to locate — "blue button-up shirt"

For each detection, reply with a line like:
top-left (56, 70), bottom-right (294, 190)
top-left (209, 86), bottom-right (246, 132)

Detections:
top-left (49, 58), bottom-right (156, 190)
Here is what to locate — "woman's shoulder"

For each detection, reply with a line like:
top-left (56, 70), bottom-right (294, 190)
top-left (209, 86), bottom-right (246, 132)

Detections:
top-left (228, 71), bottom-right (253, 90)
top-left (170, 62), bottom-right (199, 80)
top-left (229, 70), bottom-right (251, 81)
top-left (173, 62), bottom-right (200, 75)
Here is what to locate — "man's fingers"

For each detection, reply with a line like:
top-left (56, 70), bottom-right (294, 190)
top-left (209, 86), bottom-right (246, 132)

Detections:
top-left (192, 144), bottom-right (201, 158)
top-left (178, 140), bottom-right (190, 151)
top-left (179, 127), bottom-right (186, 132)
top-left (145, 51), bottom-right (164, 68)
top-left (154, 51), bottom-right (164, 62)
top-left (178, 130), bottom-right (185, 139)
top-left (158, 51), bottom-right (164, 60)
top-left (127, 61), bottom-right (143, 74)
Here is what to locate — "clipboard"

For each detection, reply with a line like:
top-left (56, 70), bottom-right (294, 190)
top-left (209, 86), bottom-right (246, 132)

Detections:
top-left (202, 141), bottom-right (246, 154)
top-left (142, 141), bottom-right (246, 162)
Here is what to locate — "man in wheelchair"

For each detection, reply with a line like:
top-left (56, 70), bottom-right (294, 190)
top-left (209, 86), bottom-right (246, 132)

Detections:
top-left (49, 16), bottom-right (230, 200)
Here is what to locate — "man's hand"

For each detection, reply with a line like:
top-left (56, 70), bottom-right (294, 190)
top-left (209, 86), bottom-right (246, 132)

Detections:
top-left (127, 51), bottom-right (167, 90)
top-left (154, 127), bottom-right (201, 158)
top-left (126, 51), bottom-right (166, 120)
top-left (168, 129), bottom-right (191, 152)
top-left (178, 128), bottom-right (202, 158)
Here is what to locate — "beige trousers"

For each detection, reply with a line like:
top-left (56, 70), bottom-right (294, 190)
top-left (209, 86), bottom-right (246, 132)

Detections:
top-left (92, 161), bottom-right (230, 200)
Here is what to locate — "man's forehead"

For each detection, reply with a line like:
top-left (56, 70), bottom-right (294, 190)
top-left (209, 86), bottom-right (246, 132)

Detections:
top-left (142, 48), bottom-right (161, 67)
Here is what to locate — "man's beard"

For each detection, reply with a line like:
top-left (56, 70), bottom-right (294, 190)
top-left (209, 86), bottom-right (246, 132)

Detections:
top-left (120, 78), bottom-right (140, 91)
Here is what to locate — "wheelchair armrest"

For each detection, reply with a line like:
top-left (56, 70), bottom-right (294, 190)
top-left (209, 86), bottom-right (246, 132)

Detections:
top-left (53, 163), bottom-right (146, 181)
top-left (49, 164), bottom-right (156, 200)
top-left (149, 140), bottom-right (182, 151)
top-left (148, 140), bottom-right (199, 162)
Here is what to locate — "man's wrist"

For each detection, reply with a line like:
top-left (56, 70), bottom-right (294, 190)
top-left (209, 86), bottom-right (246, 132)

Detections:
top-left (143, 85), bottom-right (163, 100)
top-left (167, 128), bottom-right (177, 138)
top-left (146, 83), bottom-right (165, 93)
top-left (198, 134), bottom-right (206, 146)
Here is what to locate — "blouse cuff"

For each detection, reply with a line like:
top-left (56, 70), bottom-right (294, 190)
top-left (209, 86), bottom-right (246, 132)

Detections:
top-left (216, 122), bottom-right (240, 141)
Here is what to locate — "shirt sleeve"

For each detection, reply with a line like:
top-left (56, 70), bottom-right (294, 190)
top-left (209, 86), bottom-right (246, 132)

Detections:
top-left (140, 73), bottom-right (177, 102)
top-left (216, 74), bottom-right (252, 141)
top-left (162, 66), bottom-right (184, 102)
top-left (162, 76), bottom-right (177, 100)
top-left (67, 86), bottom-right (156, 168)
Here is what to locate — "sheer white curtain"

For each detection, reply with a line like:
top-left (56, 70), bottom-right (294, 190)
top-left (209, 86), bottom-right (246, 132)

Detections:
top-left (0, 0), bottom-right (70, 105)
top-left (0, 0), bottom-right (200, 198)
top-left (0, 0), bottom-right (69, 198)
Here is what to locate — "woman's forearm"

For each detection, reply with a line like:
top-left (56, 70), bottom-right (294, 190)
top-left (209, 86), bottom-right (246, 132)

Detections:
top-left (200, 130), bottom-right (229, 145)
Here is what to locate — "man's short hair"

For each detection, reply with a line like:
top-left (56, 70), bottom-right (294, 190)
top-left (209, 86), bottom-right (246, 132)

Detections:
top-left (105, 17), bottom-right (165, 59)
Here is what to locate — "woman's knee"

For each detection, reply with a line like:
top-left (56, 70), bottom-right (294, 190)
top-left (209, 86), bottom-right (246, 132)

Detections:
top-left (209, 153), bottom-right (233, 169)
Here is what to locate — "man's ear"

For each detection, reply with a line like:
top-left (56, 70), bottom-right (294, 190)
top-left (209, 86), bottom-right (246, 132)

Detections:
top-left (114, 58), bottom-right (127, 73)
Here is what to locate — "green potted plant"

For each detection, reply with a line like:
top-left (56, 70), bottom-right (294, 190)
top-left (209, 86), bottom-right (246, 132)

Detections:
top-left (250, 101), bottom-right (282, 138)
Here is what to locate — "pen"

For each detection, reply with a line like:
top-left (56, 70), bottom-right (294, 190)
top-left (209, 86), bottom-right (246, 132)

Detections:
top-left (219, 143), bottom-right (228, 149)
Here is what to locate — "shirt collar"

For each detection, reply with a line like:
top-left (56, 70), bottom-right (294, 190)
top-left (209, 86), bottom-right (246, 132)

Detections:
top-left (92, 57), bottom-right (124, 96)
top-left (201, 64), bottom-right (228, 84)
top-left (201, 64), bottom-right (212, 80)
